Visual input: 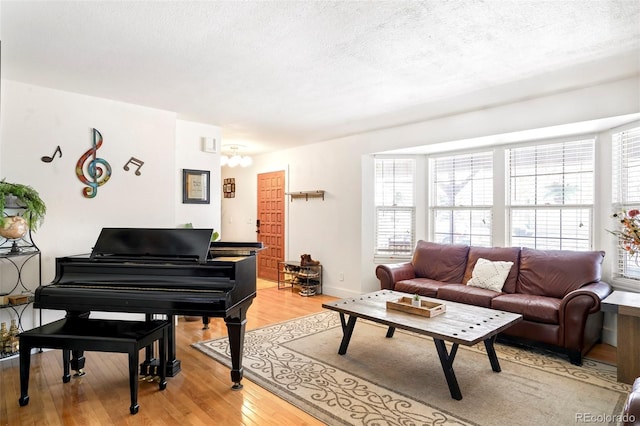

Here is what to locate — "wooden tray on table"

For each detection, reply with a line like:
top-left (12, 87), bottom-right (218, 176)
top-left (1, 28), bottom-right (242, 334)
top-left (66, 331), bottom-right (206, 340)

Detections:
top-left (386, 297), bottom-right (446, 317)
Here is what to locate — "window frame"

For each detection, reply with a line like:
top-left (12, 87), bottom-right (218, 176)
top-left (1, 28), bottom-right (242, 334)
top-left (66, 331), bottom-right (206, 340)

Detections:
top-left (373, 156), bottom-right (417, 259)
top-left (505, 137), bottom-right (595, 251)
top-left (612, 126), bottom-right (640, 282)
top-left (429, 150), bottom-right (494, 247)
top-left (373, 135), bottom-right (601, 265)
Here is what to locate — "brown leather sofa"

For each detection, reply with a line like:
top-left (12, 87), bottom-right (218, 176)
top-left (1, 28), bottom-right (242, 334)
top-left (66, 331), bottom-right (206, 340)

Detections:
top-left (623, 378), bottom-right (640, 426)
top-left (375, 240), bottom-right (612, 365)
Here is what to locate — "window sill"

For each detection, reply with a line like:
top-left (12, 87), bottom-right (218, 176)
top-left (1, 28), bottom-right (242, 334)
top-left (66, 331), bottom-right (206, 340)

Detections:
top-left (374, 255), bottom-right (412, 264)
top-left (610, 277), bottom-right (640, 293)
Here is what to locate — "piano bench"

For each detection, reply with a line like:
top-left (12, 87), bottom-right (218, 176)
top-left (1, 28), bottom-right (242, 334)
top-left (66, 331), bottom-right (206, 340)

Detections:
top-left (18, 318), bottom-right (169, 415)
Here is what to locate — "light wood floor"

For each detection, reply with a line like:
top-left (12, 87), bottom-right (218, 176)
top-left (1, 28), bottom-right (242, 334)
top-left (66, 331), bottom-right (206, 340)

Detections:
top-left (0, 282), bottom-right (617, 425)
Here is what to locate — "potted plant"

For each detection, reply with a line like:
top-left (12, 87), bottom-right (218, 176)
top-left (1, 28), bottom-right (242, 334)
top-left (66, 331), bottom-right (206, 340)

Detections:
top-left (184, 222), bottom-right (220, 241)
top-left (0, 180), bottom-right (47, 235)
top-left (412, 293), bottom-right (421, 307)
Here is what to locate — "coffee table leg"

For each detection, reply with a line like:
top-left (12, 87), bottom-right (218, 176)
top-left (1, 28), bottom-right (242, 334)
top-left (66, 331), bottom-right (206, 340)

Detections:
top-left (483, 335), bottom-right (501, 372)
top-left (338, 314), bottom-right (357, 355)
top-left (433, 339), bottom-right (462, 400)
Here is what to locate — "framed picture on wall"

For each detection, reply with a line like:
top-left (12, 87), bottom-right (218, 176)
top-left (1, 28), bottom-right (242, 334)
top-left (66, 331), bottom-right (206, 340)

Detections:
top-left (182, 169), bottom-right (210, 204)
top-left (223, 178), bottom-right (236, 198)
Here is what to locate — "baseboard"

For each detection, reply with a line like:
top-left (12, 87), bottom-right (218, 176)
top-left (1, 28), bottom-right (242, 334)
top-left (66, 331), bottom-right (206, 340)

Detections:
top-left (320, 285), bottom-right (362, 299)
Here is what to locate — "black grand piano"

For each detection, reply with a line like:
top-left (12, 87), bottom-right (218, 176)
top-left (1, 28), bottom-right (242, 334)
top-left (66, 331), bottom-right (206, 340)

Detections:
top-left (34, 227), bottom-right (260, 390)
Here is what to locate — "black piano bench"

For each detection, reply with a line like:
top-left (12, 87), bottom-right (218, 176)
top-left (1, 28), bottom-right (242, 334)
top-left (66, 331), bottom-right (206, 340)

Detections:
top-left (18, 318), bottom-right (169, 415)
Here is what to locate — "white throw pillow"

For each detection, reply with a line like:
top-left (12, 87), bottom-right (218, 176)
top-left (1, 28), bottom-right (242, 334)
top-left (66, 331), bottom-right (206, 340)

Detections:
top-left (466, 258), bottom-right (514, 293)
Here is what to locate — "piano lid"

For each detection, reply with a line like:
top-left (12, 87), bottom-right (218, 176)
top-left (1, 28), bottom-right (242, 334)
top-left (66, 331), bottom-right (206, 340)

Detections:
top-left (90, 228), bottom-right (213, 263)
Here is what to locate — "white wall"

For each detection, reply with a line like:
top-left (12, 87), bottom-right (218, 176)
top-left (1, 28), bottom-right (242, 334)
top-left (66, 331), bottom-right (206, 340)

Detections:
top-left (0, 81), bottom-right (222, 327)
top-left (222, 138), bottom-right (364, 295)
top-left (221, 75), bottom-right (640, 300)
top-left (175, 119), bottom-right (222, 231)
top-left (221, 162), bottom-right (263, 242)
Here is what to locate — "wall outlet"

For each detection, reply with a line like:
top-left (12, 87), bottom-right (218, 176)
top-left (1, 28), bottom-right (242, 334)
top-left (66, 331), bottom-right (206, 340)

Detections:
top-left (339, 272), bottom-right (344, 281)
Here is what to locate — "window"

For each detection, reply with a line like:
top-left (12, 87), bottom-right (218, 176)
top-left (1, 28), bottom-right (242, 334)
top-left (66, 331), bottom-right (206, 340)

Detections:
top-left (507, 139), bottom-right (594, 250)
top-left (613, 126), bottom-right (640, 280)
top-left (374, 158), bottom-right (415, 256)
top-left (431, 151), bottom-right (493, 247)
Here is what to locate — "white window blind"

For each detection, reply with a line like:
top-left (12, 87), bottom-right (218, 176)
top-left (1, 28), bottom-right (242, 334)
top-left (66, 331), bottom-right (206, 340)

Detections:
top-left (613, 126), bottom-right (640, 280)
top-left (508, 139), bottom-right (594, 250)
top-left (374, 158), bottom-right (416, 256)
top-left (431, 151), bottom-right (493, 247)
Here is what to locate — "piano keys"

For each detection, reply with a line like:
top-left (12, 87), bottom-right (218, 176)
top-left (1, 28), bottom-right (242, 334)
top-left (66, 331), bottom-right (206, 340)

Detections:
top-left (34, 228), bottom-right (261, 390)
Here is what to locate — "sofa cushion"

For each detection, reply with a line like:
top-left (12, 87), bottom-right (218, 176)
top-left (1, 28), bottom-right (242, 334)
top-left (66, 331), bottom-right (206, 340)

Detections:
top-left (466, 258), bottom-right (514, 293)
top-left (516, 248), bottom-right (605, 298)
top-left (412, 240), bottom-right (469, 283)
top-left (463, 246), bottom-right (521, 293)
top-left (491, 293), bottom-right (561, 324)
top-left (394, 278), bottom-right (449, 298)
top-left (437, 284), bottom-right (498, 308)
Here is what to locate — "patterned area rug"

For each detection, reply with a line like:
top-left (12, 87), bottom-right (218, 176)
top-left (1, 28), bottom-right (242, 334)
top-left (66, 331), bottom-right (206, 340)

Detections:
top-left (193, 311), bottom-right (630, 425)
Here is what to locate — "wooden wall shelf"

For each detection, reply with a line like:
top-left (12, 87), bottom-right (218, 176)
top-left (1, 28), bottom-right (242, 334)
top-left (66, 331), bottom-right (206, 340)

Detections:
top-left (286, 190), bottom-right (325, 201)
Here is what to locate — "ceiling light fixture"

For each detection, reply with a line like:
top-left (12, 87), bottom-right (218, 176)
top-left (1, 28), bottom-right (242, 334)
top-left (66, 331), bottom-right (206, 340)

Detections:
top-left (220, 145), bottom-right (252, 168)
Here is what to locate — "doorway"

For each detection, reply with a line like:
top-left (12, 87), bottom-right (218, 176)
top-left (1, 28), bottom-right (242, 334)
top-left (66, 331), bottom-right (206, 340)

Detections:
top-left (256, 170), bottom-right (285, 281)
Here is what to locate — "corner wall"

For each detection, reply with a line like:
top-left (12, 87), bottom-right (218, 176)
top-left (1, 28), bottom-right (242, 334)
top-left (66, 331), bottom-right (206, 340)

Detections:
top-left (0, 80), bottom-right (222, 326)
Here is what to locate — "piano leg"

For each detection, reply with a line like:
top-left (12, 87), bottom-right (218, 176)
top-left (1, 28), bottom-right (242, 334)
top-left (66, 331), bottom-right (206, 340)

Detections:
top-left (165, 315), bottom-right (181, 376)
top-left (202, 316), bottom-right (210, 330)
top-left (66, 311), bottom-right (89, 376)
top-left (140, 314), bottom-right (158, 377)
top-left (143, 314), bottom-right (154, 373)
top-left (139, 314), bottom-right (181, 377)
top-left (225, 301), bottom-right (251, 390)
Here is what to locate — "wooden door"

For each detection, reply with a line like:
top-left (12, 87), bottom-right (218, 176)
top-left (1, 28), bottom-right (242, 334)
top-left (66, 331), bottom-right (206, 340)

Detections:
top-left (257, 171), bottom-right (285, 281)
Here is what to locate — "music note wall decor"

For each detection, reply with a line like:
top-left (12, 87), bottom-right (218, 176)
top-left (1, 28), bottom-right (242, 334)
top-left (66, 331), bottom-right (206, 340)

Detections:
top-left (75, 128), bottom-right (112, 198)
top-left (41, 146), bottom-right (62, 163)
top-left (123, 157), bottom-right (144, 176)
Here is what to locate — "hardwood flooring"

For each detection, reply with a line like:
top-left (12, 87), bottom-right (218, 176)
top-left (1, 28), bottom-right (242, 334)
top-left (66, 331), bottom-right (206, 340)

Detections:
top-left (1, 283), bottom-right (334, 425)
top-left (0, 282), bottom-right (617, 425)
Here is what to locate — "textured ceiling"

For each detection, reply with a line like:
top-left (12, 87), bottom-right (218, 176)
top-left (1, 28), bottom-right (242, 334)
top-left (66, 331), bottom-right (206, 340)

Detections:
top-left (1, 1), bottom-right (639, 154)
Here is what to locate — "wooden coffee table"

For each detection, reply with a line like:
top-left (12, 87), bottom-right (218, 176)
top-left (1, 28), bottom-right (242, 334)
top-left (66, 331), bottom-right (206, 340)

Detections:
top-left (322, 290), bottom-right (522, 400)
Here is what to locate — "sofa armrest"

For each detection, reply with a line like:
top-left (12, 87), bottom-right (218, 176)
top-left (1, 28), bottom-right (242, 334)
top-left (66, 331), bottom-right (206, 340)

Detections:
top-left (559, 281), bottom-right (612, 356)
top-left (375, 263), bottom-right (415, 290)
top-left (562, 281), bottom-right (612, 315)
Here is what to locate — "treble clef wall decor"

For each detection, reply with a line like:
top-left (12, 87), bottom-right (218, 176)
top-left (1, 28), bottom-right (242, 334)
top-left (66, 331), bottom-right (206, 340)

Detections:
top-left (76, 128), bottom-right (112, 198)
